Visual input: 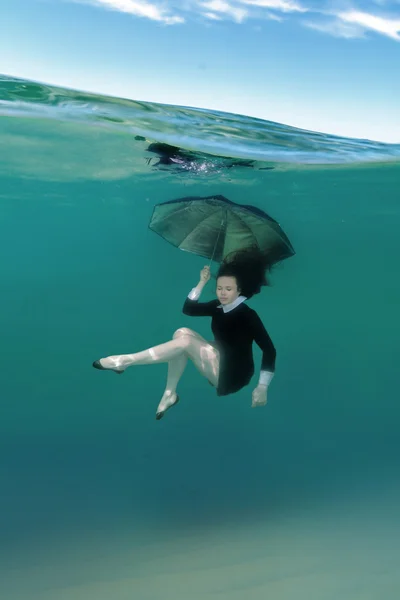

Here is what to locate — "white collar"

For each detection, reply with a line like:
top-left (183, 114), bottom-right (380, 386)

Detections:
top-left (218, 295), bottom-right (247, 313)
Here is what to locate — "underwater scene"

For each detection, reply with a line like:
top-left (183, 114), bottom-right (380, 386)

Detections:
top-left (1, 75), bottom-right (400, 599)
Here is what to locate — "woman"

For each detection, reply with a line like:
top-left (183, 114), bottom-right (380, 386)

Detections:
top-left (93, 248), bottom-right (276, 420)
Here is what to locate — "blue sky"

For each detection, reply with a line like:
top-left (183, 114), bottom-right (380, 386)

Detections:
top-left (1, 0), bottom-right (399, 142)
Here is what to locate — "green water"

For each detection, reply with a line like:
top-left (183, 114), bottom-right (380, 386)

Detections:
top-left (1, 77), bottom-right (400, 599)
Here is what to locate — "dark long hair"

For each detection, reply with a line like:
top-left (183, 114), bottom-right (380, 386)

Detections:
top-left (215, 246), bottom-right (273, 299)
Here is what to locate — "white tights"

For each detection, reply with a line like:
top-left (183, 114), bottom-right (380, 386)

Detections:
top-left (98, 328), bottom-right (220, 415)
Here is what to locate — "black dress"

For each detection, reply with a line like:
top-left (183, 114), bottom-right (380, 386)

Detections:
top-left (182, 297), bottom-right (276, 397)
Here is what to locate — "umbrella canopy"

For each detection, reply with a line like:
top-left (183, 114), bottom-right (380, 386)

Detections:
top-left (149, 194), bottom-right (295, 265)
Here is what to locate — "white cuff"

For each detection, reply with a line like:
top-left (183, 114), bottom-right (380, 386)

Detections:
top-left (258, 371), bottom-right (274, 387)
top-left (188, 287), bottom-right (201, 301)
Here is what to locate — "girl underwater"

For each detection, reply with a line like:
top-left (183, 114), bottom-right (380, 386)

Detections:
top-left (93, 248), bottom-right (276, 420)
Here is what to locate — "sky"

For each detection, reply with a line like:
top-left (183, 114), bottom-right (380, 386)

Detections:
top-left (1, 0), bottom-right (399, 142)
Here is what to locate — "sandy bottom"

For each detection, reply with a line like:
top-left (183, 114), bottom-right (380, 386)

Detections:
top-left (2, 481), bottom-right (399, 600)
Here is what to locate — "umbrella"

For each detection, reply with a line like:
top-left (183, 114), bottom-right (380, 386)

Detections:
top-left (149, 194), bottom-right (295, 265)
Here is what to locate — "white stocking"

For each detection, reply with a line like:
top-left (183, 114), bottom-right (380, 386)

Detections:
top-left (96, 328), bottom-right (220, 417)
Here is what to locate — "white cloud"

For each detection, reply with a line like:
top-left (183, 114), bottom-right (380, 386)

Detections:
top-left (303, 18), bottom-right (366, 39)
top-left (336, 10), bottom-right (400, 40)
top-left (236, 0), bottom-right (307, 13)
top-left (202, 10), bottom-right (223, 19)
top-left (201, 0), bottom-right (248, 22)
top-left (88, 0), bottom-right (184, 24)
top-left (73, 0), bottom-right (400, 43)
top-left (264, 11), bottom-right (284, 21)
top-left (304, 7), bottom-right (400, 41)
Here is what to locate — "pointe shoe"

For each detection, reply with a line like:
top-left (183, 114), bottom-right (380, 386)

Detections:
top-left (92, 360), bottom-right (124, 374)
top-left (156, 394), bottom-right (179, 420)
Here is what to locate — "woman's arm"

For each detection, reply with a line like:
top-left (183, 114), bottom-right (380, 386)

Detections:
top-left (248, 310), bottom-right (276, 406)
top-left (182, 266), bottom-right (218, 317)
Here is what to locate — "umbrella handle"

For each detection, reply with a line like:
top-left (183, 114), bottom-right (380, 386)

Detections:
top-left (209, 218), bottom-right (226, 266)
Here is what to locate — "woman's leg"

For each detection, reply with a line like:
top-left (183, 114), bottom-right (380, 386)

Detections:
top-left (93, 328), bottom-right (219, 418)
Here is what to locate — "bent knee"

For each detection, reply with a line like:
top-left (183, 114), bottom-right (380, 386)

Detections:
top-left (173, 327), bottom-right (195, 340)
top-left (173, 327), bottom-right (195, 350)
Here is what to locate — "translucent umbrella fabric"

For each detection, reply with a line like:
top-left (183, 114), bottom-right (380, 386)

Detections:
top-left (149, 194), bottom-right (295, 265)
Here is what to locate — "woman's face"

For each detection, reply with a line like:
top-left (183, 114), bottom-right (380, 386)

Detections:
top-left (216, 276), bottom-right (240, 305)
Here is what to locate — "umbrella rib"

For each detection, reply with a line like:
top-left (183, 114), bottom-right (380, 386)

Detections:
top-left (242, 207), bottom-right (294, 249)
top-left (150, 203), bottom-right (192, 228)
top-left (152, 201), bottom-right (215, 246)
top-left (227, 210), bottom-right (261, 252)
top-left (175, 206), bottom-right (226, 250)
top-left (231, 208), bottom-right (290, 253)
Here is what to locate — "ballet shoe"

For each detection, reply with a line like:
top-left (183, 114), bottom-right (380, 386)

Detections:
top-left (156, 394), bottom-right (179, 420)
top-left (92, 360), bottom-right (124, 374)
